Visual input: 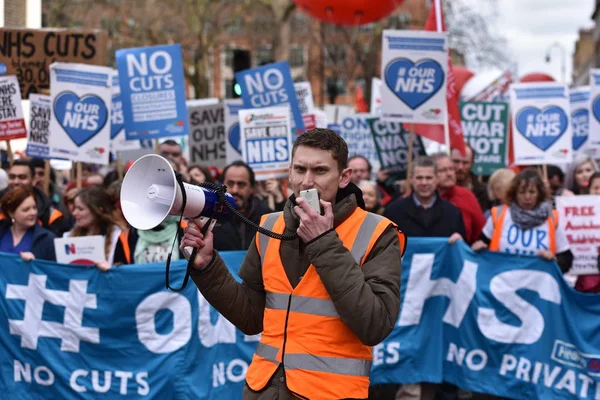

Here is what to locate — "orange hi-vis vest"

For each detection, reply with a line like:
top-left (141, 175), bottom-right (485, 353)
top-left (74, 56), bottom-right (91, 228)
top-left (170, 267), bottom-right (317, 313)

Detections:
top-left (245, 208), bottom-right (405, 399)
top-left (489, 205), bottom-right (559, 254)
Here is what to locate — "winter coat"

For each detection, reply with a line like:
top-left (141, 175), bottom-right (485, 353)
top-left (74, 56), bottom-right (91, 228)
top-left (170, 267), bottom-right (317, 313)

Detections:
top-left (0, 220), bottom-right (57, 261)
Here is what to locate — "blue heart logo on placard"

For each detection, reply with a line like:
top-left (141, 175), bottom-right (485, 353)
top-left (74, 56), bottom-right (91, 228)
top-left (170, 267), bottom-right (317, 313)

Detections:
top-left (571, 108), bottom-right (589, 151)
top-left (593, 95), bottom-right (600, 123)
top-left (54, 91), bottom-right (108, 147)
top-left (384, 58), bottom-right (444, 110)
top-left (110, 94), bottom-right (124, 140)
top-left (229, 123), bottom-right (241, 155)
top-left (515, 106), bottom-right (568, 151)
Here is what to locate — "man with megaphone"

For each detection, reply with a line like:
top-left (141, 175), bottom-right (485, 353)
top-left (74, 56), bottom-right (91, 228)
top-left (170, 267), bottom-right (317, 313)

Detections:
top-left (180, 128), bottom-right (406, 400)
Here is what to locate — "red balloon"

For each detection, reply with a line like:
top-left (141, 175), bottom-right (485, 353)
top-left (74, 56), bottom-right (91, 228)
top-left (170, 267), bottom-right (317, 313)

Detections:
top-left (452, 66), bottom-right (474, 95)
top-left (519, 72), bottom-right (555, 83)
top-left (294, 0), bottom-right (404, 26)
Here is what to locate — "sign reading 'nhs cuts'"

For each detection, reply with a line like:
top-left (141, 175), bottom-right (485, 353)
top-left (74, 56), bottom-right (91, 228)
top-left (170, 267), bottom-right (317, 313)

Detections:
top-left (235, 61), bottom-right (305, 136)
top-left (49, 62), bottom-right (112, 165)
top-left (380, 30), bottom-right (448, 124)
top-left (116, 44), bottom-right (189, 140)
top-left (587, 69), bottom-right (600, 158)
top-left (569, 87), bottom-right (590, 153)
top-left (510, 82), bottom-right (573, 165)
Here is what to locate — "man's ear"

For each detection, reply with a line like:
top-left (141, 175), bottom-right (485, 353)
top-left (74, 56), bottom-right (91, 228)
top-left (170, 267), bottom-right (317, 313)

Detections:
top-left (338, 167), bottom-right (352, 189)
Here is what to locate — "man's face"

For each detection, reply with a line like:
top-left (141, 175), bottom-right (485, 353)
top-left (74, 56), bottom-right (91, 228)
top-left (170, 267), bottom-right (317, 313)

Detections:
top-left (223, 166), bottom-right (253, 211)
top-left (8, 165), bottom-right (32, 189)
top-left (32, 167), bottom-right (44, 189)
top-left (348, 157), bottom-right (370, 184)
top-left (451, 147), bottom-right (473, 182)
top-left (412, 166), bottom-right (437, 199)
top-left (160, 143), bottom-right (184, 165)
top-left (289, 146), bottom-right (351, 204)
top-left (435, 156), bottom-right (457, 190)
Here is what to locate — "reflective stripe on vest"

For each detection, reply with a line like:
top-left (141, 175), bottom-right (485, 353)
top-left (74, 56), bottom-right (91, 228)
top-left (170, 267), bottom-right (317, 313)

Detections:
top-left (247, 208), bottom-right (401, 399)
top-left (489, 205), bottom-right (557, 254)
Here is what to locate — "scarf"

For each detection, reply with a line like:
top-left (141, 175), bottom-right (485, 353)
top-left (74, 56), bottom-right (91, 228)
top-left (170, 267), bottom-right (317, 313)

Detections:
top-left (134, 216), bottom-right (179, 264)
top-left (510, 201), bottom-right (552, 231)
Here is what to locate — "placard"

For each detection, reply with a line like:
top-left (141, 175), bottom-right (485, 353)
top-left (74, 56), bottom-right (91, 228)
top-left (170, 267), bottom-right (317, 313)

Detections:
top-left (339, 114), bottom-right (381, 174)
top-left (586, 69), bottom-right (600, 158)
top-left (380, 30), bottom-right (448, 124)
top-left (239, 106), bottom-right (292, 180)
top-left (0, 75), bottom-right (27, 140)
top-left (116, 44), bottom-right (189, 140)
top-left (0, 28), bottom-right (108, 99)
top-left (569, 86), bottom-right (590, 154)
top-left (26, 94), bottom-right (51, 158)
top-left (54, 236), bottom-right (105, 265)
top-left (49, 62), bottom-right (112, 165)
top-left (510, 82), bottom-right (572, 165)
top-left (294, 81), bottom-right (315, 114)
top-left (188, 103), bottom-right (226, 168)
top-left (225, 99), bottom-right (243, 164)
top-left (110, 71), bottom-right (140, 152)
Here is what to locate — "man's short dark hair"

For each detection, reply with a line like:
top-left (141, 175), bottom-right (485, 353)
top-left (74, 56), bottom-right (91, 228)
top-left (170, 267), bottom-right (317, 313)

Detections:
top-left (222, 160), bottom-right (256, 186)
top-left (413, 156), bottom-right (438, 175)
top-left (547, 165), bottom-right (564, 182)
top-left (292, 128), bottom-right (348, 172)
top-left (12, 159), bottom-right (34, 177)
top-left (29, 157), bottom-right (45, 169)
top-left (348, 155), bottom-right (372, 174)
top-left (161, 139), bottom-right (180, 148)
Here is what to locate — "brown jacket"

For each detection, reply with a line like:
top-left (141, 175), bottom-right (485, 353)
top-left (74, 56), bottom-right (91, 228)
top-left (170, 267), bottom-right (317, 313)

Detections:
top-left (191, 188), bottom-right (403, 398)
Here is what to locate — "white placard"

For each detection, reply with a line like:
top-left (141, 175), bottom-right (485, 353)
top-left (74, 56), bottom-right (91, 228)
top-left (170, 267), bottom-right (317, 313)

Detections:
top-left (239, 106), bottom-right (292, 180)
top-left (187, 103), bottom-right (226, 168)
top-left (569, 86), bottom-right (590, 155)
top-left (225, 98), bottom-right (244, 164)
top-left (0, 75), bottom-right (27, 140)
top-left (294, 81), bottom-right (315, 115)
top-left (54, 236), bottom-right (105, 265)
top-left (587, 69), bottom-right (600, 158)
top-left (510, 82), bottom-right (573, 165)
top-left (380, 30), bottom-right (448, 124)
top-left (26, 94), bottom-right (51, 158)
top-left (49, 62), bottom-right (112, 165)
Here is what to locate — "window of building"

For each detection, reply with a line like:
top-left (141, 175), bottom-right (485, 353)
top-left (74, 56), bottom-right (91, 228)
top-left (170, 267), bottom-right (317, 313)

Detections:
top-left (291, 13), bottom-right (310, 34)
top-left (226, 17), bottom-right (243, 34)
top-left (253, 15), bottom-right (275, 34)
top-left (289, 47), bottom-right (304, 68)
top-left (255, 47), bottom-right (273, 66)
top-left (223, 49), bottom-right (234, 68)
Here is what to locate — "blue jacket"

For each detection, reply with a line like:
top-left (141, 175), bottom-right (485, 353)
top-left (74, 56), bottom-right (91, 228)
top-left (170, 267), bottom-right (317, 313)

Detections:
top-left (0, 220), bottom-right (57, 261)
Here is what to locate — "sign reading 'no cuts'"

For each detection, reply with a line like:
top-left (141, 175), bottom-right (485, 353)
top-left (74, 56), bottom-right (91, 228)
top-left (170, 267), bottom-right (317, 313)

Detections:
top-left (380, 30), bottom-right (448, 124)
top-left (116, 44), bottom-right (189, 140)
top-left (239, 106), bottom-right (292, 180)
top-left (510, 82), bottom-right (572, 165)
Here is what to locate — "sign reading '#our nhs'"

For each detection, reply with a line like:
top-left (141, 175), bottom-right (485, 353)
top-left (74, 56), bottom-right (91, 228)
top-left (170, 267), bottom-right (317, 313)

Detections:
top-left (586, 69), bottom-right (600, 157)
top-left (569, 87), bottom-right (590, 152)
top-left (510, 82), bottom-right (572, 165)
top-left (4, 241), bottom-right (600, 399)
top-left (235, 61), bottom-right (305, 137)
top-left (380, 30), bottom-right (448, 124)
top-left (116, 44), bottom-right (189, 140)
top-left (49, 62), bottom-right (112, 165)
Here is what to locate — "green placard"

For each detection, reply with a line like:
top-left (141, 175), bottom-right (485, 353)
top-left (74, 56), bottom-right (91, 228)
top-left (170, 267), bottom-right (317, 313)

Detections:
top-left (459, 101), bottom-right (509, 176)
top-left (367, 117), bottom-right (426, 179)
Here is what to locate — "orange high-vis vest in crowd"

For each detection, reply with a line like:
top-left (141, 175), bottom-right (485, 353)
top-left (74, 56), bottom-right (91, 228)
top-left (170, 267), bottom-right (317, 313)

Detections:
top-left (119, 230), bottom-right (132, 264)
top-left (245, 208), bottom-right (405, 399)
top-left (489, 205), bottom-right (559, 254)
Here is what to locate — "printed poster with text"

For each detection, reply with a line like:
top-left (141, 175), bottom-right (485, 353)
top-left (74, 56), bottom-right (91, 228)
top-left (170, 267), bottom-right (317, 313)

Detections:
top-left (239, 106), bottom-right (292, 180)
top-left (294, 81), bottom-right (315, 115)
top-left (460, 102), bottom-right (508, 176)
top-left (510, 82), bottom-right (572, 165)
top-left (380, 30), bottom-right (448, 124)
top-left (224, 99), bottom-right (244, 164)
top-left (54, 236), bottom-right (105, 265)
top-left (116, 44), bottom-right (189, 140)
top-left (187, 103), bottom-right (226, 168)
top-left (0, 75), bottom-right (27, 140)
top-left (110, 71), bottom-right (140, 152)
top-left (569, 86), bottom-right (590, 155)
top-left (556, 195), bottom-right (600, 275)
top-left (49, 62), bottom-right (112, 165)
top-left (339, 114), bottom-right (381, 175)
top-left (26, 94), bottom-right (51, 159)
top-left (586, 69), bottom-right (600, 158)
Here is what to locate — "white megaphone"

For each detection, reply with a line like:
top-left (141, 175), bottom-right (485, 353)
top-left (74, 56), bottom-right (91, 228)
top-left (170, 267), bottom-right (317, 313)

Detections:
top-left (120, 154), bottom-right (236, 231)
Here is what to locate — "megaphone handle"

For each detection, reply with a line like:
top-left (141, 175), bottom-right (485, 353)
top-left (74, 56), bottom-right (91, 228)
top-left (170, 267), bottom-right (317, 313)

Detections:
top-left (183, 217), bottom-right (215, 259)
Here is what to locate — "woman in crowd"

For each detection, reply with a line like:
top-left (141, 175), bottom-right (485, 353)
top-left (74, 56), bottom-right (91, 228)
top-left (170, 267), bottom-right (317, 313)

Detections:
top-left (574, 172), bottom-right (600, 293)
top-left (565, 154), bottom-right (599, 195)
top-left (188, 164), bottom-right (214, 185)
top-left (64, 186), bottom-right (122, 271)
top-left (472, 168), bottom-right (573, 273)
top-left (0, 187), bottom-right (56, 261)
top-left (485, 168), bottom-right (516, 217)
top-left (358, 180), bottom-right (385, 215)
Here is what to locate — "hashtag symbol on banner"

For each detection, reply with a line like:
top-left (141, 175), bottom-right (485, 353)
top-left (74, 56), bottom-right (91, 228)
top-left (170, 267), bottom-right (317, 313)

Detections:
top-left (6, 273), bottom-right (100, 352)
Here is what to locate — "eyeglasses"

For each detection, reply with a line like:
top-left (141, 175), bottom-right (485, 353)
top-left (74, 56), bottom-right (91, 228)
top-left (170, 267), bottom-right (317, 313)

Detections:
top-left (8, 174), bottom-right (29, 180)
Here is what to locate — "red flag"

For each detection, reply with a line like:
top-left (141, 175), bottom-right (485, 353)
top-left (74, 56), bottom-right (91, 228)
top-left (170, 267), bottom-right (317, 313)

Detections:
top-left (412, 0), bottom-right (466, 154)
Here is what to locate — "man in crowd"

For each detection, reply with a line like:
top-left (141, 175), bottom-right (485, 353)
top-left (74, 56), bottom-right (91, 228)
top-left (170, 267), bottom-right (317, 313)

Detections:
top-left (348, 155), bottom-right (372, 184)
top-left (1, 159), bottom-right (70, 235)
top-left (434, 152), bottom-right (485, 244)
top-left (211, 160), bottom-right (271, 251)
top-left (182, 128), bottom-right (404, 399)
top-left (451, 145), bottom-right (490, 211)
top-left (159, 139), bottom-right (189, 181)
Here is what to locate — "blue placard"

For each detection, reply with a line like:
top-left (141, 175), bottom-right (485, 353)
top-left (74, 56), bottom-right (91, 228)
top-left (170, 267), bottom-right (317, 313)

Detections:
top-left (235, 61), bottom-right (305, 136)
top-left (116, 44), bottom-right (189, 140)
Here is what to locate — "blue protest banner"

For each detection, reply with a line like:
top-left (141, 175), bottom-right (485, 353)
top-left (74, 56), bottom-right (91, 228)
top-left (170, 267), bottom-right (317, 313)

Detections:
top-left (116, 44), bottom-right (189, 141)
top-left (235, 61), bottom-right (305, 136)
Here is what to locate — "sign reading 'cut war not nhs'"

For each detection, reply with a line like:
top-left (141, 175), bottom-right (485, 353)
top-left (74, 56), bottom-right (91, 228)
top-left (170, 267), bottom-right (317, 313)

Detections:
top-left (116, 44), bottom-right (189, 140)
top-left (235, 61), bottom-right (305, 135)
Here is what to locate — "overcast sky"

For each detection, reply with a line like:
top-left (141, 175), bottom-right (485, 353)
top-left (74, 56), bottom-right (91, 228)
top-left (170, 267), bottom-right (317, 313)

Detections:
top-left (470, 0), bottom-right (595, 83)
